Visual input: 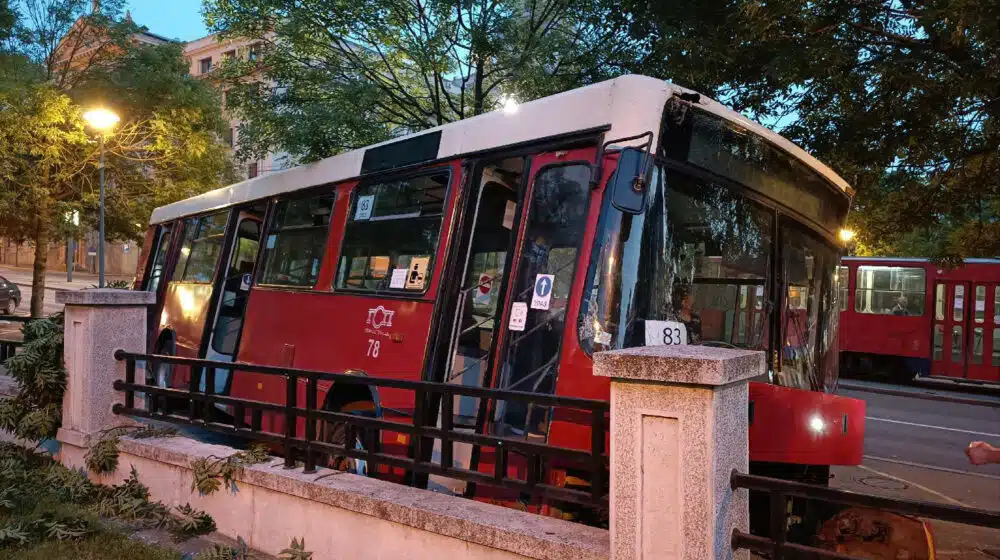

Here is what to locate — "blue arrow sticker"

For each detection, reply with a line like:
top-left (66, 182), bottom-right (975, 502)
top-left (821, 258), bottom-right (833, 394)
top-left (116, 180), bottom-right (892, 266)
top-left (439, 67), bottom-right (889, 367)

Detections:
top-left (531, 274), bottom-right (555, 310)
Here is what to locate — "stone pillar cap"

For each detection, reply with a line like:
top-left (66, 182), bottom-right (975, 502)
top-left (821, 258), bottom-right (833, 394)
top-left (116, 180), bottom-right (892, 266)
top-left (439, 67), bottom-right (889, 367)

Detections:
top-left (56, 288), bottom-right (156, 306)
top-left (594, 345), bottom-right (765, 387)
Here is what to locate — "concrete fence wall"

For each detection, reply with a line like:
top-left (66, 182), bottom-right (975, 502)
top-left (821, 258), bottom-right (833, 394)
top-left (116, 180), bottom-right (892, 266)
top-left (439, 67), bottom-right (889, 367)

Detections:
top-left (53, 290), bottom-right (763, 559)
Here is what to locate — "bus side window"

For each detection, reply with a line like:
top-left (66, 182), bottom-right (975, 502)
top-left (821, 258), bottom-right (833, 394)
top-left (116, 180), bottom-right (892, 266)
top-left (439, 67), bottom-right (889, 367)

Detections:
top-left (335, 172), bottom-right (449, 293)
top-left (175, 211), bottom-right (229, 283)
top-left (147, 225), bottom-right (173, 292)
top-left (259, 194), bottom-right (335, 288)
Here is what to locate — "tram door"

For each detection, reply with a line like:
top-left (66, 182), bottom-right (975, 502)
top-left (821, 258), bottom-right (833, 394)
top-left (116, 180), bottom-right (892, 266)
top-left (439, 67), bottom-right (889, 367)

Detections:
top-left (932, 282), bottom-right (1000, 382)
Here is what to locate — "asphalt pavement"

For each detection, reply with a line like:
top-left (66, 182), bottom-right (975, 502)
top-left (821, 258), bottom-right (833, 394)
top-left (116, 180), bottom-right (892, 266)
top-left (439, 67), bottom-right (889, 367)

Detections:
top-left (832, 379), bottom-right (1000, 558)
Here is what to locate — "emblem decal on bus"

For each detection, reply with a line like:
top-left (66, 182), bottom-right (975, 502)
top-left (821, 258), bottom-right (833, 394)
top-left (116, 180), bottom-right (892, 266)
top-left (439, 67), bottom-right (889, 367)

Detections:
top-left (366, 305), bottom-right (395, 330)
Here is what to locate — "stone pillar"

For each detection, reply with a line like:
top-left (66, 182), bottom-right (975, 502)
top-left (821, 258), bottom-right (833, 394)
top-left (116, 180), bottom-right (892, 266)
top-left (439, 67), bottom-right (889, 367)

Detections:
top-left (594, 345), bottom-right (764, 560)
top-left (55, 289), bottom-right (155, 467)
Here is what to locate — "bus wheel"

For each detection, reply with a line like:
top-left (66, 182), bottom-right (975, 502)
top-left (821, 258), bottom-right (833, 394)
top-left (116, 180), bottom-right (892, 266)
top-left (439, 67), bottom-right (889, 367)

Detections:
top-left (319, 401), bottom-right (376, 476)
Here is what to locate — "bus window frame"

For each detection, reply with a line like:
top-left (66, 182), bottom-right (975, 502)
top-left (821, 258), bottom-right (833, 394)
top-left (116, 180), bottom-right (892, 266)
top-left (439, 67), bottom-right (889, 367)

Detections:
top-left (332, 165), bottom-right (454, 299)
top-left (173, 209), bottom-right (232, 285)
top-left (255, 185), bottom-right (339, 291)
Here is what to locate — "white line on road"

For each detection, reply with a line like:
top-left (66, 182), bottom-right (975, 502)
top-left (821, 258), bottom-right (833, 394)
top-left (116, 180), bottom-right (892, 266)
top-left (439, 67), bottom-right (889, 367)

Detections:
top-left (867, 416), bottom-right (1000, 439)
top-left (856, 464), bottom-right (968, 507)
top-left (864, 455), bottom-right (1000, 481)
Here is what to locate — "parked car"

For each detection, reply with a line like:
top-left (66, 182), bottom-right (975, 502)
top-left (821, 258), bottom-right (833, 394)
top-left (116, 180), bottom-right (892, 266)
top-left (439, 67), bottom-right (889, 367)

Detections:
top-left (0, 276), bottom-right (21, 315)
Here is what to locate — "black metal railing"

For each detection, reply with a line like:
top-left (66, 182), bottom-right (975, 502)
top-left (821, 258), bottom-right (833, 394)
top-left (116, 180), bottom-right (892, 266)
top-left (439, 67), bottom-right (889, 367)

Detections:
top-left (0, 315), bottom-right (32, 362)
top-left (112, 351), bottom-right (610, 508)
top-left (731, 471), bottom-right (1000, 559)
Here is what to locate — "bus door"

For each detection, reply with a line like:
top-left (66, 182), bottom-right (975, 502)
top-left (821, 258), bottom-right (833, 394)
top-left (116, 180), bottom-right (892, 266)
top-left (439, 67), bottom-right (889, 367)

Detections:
top-left (933, 282), bottom-right (1000, 382)
top-left (202, 204), bottom-right (265, 394)
top-left (932, 282), bottom-right (970, 378)
top-left (435, 149), bottom-right (596, 480)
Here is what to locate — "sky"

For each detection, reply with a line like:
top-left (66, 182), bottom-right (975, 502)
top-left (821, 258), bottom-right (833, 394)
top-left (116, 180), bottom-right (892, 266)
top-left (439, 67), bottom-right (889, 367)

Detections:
top-left (126, 0), bottom-right (209, 42)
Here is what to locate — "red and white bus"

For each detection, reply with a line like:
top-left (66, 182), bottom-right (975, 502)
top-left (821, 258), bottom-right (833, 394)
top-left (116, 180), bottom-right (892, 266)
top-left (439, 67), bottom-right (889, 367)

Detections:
top-left (840, 256), bottom-right (1000, 385)
top-left (135, 75), bottom-right (865, 495)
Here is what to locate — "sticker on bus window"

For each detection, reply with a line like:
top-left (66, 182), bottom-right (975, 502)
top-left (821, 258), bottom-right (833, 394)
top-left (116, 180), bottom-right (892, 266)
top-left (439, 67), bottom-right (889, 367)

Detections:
top-left (389, 268), bottom-right (407, 289)
top-left (406, 256), bottom-right (430, 290)
top-left (531, 274), bottom-right (554, 310)
top-left (266, 234), bottom-right (276, 249)
top-left (509, 302), bottom-right (528, 331)
top-left (355, 195), bottom-right (375, 221)
top-left (644, 320), bottom-right (688, 347)
top-left (502, 201), bottom-right (516, 230)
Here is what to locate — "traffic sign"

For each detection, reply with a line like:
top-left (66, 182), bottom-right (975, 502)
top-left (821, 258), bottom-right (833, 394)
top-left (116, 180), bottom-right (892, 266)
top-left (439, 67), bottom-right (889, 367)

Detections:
top-left (531, 274), bottom-right (554, 310)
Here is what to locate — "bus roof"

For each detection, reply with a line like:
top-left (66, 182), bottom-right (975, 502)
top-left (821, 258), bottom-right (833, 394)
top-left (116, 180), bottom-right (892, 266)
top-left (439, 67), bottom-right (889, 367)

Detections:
top-left (150, 75), bottom-right (852, 225)
top-left (843, 257), bottom-right (1000, 265)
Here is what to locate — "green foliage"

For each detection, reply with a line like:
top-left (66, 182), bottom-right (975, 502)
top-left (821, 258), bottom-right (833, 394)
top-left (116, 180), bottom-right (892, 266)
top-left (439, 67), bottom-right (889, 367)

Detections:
top-left (613, 0), bottom-right (1000, 258)
top-left (278, 537), bottom-right (312, 560)
top-left (203, 0), bottom-right (639, 164)
top-left (195, 537), bottom-right (250, 560)
top-left (170, 504), bottom-right (216, 538)
top-left (86, 425), bottom-right (178, 474)
top-left (0, 1), bottom-right (234, 315)
top-left (0, 443), bottom-right (214, 556)
top-left (190, 445), bottom-right (270, 496)
top-left (0, 314), bottom-right (65, 443)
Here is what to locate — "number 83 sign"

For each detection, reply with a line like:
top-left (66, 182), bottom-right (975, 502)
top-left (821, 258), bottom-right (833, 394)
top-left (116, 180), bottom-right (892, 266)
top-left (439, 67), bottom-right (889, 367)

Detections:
top-left (643, 320), bottom-right (688, 347)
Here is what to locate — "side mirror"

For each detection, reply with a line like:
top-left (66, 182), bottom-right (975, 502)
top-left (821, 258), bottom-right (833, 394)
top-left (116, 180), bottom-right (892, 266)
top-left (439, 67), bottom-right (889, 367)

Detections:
top-left (610, 147), bottom-right (653, 215)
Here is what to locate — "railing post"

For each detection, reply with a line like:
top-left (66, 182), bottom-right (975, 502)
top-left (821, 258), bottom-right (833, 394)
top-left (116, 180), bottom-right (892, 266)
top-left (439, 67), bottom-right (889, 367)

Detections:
top-left (284, 374), bottom-right (297, 469)
top-left (55, 289), bottom-right (156, 472)
top-left (594, 345), bottom-right (763, 560)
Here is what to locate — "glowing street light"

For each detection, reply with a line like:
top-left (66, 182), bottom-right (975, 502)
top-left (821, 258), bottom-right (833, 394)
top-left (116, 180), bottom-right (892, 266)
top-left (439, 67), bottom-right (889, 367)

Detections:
top-left (838, 228), bottom-right (857, 244)
top-left (83, 108), bottom-right (120, 288)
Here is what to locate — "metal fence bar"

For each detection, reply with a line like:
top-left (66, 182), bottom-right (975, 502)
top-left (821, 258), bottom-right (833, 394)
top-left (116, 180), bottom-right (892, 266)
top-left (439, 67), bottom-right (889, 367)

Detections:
top-left (111, 351), bottom-right (611, 508)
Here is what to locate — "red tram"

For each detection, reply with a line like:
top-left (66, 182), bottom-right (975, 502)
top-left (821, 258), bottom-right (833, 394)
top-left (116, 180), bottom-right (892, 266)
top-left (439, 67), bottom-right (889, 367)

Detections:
top-left (134, 75), bottom-right (865, 507)
top-left (840, 257), bottom-right (1000, 385)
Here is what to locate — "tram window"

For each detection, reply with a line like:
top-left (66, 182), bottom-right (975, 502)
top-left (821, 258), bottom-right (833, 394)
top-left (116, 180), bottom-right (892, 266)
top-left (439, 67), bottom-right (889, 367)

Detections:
top-left (933, 324), bottom-right (944, 361)
top-left (975, 285), bottom-right (986, 323)
top-left (952, 326), bottom-right (963, 363)
top-left (972, 327), bottom-right (984, 365)
top-left (336, 172), bottom-right (448, 293)
top-left (854, 266), bottom-right (925, 316)
top-left (837, 266), bottom-right (848, 311)
top-left (935, 284), bottom-right (945, 320)
top-left (996, 286), bottom-right (1000, 325)
top-left (993, 329), bottom-right (1000, 366)
top-left (259, 193), bottom-right (335, 287)
top-left (146, 226), bottom-right (173, 292)
top-left (954, 285), bottom-right (965, 322)
top-left (175, 211), bottom-right (228, 283)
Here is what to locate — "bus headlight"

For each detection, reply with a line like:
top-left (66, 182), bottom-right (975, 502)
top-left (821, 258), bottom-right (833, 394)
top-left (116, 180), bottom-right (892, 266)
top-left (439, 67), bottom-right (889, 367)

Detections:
top-left (809, 415), bottom-right (826, 434)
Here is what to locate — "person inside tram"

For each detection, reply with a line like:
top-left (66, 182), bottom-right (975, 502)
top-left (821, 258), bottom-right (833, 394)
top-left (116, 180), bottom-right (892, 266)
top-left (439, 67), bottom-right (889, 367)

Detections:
top-left (892, 294), bottom-right (909, 316)
top-left (967, 441), bottom-right (1000, 465)
top-left (672, 284), bottom-right (702, 344)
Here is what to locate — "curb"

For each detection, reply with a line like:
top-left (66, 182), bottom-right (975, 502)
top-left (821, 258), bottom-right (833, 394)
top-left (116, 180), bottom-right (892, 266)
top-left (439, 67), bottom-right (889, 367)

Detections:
top-left (838, 381), bottom-right (1000, 408)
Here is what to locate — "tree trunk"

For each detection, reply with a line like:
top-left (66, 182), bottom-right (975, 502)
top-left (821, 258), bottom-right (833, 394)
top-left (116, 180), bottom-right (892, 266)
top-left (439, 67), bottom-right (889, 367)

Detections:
top-left (473, 57), bottom-right (485, 115)
top-left (30, 194), bottom-right (50, 318)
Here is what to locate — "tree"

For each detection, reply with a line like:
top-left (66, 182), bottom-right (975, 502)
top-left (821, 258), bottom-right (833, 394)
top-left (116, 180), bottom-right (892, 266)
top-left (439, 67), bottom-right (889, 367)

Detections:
top-left (614, 0), bottom-right (1000, 259)
top-left (1, 1), bottom-right (233, 315)
top-left (202, 0), bottom-right (640, 164)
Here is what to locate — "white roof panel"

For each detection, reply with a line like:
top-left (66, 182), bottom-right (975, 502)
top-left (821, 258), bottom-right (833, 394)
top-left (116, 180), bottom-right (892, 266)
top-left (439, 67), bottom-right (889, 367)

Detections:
top-left (150, 75), bottom-right (850, 225)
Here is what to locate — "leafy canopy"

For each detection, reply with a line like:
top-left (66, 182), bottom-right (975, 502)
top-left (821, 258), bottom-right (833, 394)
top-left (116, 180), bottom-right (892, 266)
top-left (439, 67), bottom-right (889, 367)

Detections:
top-left (202, 0), bottom-right (639, 164)
top-left (616, 0), bottom-right (1000, 258)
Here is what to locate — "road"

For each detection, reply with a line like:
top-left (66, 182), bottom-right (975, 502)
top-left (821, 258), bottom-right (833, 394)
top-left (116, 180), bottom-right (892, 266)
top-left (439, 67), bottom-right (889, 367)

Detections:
top-left (832, 380), bottom-right (1000, 558)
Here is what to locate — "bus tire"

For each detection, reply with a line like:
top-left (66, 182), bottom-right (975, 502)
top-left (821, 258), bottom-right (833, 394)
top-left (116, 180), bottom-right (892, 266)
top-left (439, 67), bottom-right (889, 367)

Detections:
top-left (319, 399), bottom-right (377, 476)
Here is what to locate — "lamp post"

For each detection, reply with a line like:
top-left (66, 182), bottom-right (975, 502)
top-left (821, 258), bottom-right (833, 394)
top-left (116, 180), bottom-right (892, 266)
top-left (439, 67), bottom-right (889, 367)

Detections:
top-left (65, 210), bottom-right (79, 282)
top-left (83, 108), bottom-right (120, 288)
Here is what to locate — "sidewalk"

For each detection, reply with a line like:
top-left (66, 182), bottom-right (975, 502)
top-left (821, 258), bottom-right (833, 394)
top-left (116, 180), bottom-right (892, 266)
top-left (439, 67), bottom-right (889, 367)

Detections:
top-left (0, 265), bottom-right (131, 291)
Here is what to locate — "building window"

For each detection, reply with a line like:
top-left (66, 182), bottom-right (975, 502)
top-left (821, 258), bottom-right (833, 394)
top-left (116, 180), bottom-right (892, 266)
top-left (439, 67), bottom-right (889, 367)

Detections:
top-left (854, 266), bottom-right (926, 316)
top-left (223, 49), bottom-right (236, 60)
top-left (248, 43), bottom-right (261, 61)
top-left (259, 194), bottom-right (336, 287)
top-left (223, 127), bottom-right (234, 148)
top-left (335, 172), bottom-right (449, 293)
top-left (248, 162), bottom-right (258, 178)
top-left (199, 57), bottom-right (212, 74)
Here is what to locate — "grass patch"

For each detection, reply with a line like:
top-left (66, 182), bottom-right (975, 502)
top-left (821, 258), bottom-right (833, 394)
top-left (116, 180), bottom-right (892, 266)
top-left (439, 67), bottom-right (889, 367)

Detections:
top-left (0, 442), bottom-right (211, 558)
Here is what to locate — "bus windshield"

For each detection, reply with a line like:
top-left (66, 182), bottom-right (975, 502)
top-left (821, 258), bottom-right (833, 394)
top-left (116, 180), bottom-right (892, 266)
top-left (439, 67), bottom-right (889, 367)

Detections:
top-left (578, 163), bottom-right (841, 392)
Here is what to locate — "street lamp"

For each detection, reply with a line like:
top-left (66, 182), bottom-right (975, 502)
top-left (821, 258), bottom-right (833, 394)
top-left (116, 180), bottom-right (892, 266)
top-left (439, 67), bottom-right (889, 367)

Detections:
top-left (83, 108), bottom-right (120, 288)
